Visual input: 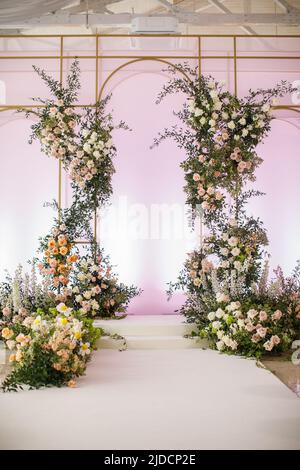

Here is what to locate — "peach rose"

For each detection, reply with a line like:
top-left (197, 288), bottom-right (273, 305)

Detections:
top-left (48, 239), bottom-right (56, 249)
top-left (59, 246), bottom-right (68, 256)
top-left (2, 327), bottom-right (14, 340)
top-left (67, 379), bottom-right (77, 388)
top-left (9, 353), bottom-right (16, 363)
top-left (193, 173), bottom-right (200, 182)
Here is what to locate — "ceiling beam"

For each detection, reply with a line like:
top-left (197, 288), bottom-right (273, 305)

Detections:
top-left (207, 0), bottom-right (257, 35)
top-left (1, 11), bottom-right (300, 28)
top-left (155, 0), bottom-right (177, 12)
top-left (273, 0), bottom-right (293, 13)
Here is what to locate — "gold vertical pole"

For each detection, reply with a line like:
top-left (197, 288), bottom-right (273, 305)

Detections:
top-left (198, 36), bottom-right (202, 76)
top-left (197, 36), bottom-right (203, 251)
top-left (233, 36), bottom-right (237, 96)
top-left (94, 35), bottom-right (99, 245)
top-left (58, 36), bottom-right (63, 223)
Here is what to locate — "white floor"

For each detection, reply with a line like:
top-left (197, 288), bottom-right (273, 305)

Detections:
top-left (1, 348), bottom-right (300, 450)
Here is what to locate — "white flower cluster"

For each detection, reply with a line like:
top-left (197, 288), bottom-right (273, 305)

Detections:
top-left (188, 78), bottom-right (273, 145)
top-left (69, 129), bottom-right (114, 189)
top-left (207, 300), bottom-right (283, 353)
top-left (188, 80), bottom-right (224, 132)
top-left (72, 257), bottom-right (115, 316)
top-left (39, 101), bottom-right (77, 160)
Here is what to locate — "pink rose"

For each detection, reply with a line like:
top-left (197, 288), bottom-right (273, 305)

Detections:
top-left (198, 154), bottom-right (206, 163)
top-left (263, 340), bottom-right (274, 352)
top-left (2, 306), bottom-right (11, 317)
top-left (251, 334), bottom-right (261, 343)
top-left (271, 310), bottom-right (282, 321)
top-left (257, 327), bottom-right (268, 338)
top-left (198, 187), bottom-right (205, 197)
top-left (245, 322), bottom-right (255, 332)
top-left (270, 335), bottom-right (281, 346)
top-left (193, 173), bottom-right (201, 182)
top-left (259, 311), bottom-right (268, 321)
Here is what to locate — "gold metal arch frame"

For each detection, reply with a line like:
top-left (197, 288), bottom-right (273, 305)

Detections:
top-left (0, 34), bottom-right (299, 244)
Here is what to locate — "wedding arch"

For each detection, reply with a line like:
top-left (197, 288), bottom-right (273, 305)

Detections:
top-left (0, 51), bottom-right (300, 390)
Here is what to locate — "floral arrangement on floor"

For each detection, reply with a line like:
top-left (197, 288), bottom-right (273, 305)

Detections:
top-left (70, 250), bottom-right (140, 318)
top-left (157, 64), bottom-right (300, 358)
top-left (1, 305), bottom-right (101, 391)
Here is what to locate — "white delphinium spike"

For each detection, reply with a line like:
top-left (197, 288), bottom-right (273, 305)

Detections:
top-left (258, 258), bottom-right (269, 296)
top-left (30, 262), bottom-right (37, 301)
top-left (12, 278), bottom-right (21, 313)
top-left (211, 268), bottom-right (220, 295)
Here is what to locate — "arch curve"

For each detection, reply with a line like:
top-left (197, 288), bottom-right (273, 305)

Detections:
top-left (98, 57), bottom-right (192, 101)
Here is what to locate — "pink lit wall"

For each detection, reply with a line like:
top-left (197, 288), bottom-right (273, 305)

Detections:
top-left (0, 36), bottom-right (299, 315)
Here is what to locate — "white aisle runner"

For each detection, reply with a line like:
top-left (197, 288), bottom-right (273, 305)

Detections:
top-left (0, 348), bottom-right (300, 450)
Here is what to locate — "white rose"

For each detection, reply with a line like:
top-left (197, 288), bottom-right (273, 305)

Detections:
top-left (194, 108), bottom-right (202, 117)
top-left (75, 295), bottom-right (83, 303)
top-left (222, 112), bottom-right (229, 120)
top-left (217, 330), bottom-right (224, 340)
top-left (212, 321), bottom-right (222, 330)
top-left (216, 308), bottom-right (225, 319)
top-left (239, 117), bottom-right (246, 125)
top-left (262, 103), bottom-right (270, 112)
top-left (242, 129), bottom-right (249, 137)
top-left (216, 340), bottom-right (224, 351)
top-left (231, 247), bottom-right (241, 257)
top-left (213, 101), bottom-right (222, 111)
top-left (228, 237), bottom-right (238, 247)
top-left (208, 311), bottom-right (216, 321)
top-left (220, 248), bottom-right (229, 256)
top-left (209, 90), bottom-right (218, 99)
top-left (209, 119), bottom-right (216, 127)
top-left (200, 117), bottom-right (206, 125)
top-left (228, 121), bottom-right (235, 130)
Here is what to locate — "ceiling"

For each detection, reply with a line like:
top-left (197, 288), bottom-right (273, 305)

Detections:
top-left (0, 0), bottom-right (300, 35)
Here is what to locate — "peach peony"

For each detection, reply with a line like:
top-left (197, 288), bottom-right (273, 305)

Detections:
top-left (2, 327), bottom-right (14, 340)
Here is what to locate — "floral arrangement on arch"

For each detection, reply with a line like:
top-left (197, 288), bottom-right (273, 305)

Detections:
top-left (157, 64), bottom-right (300, 358)
top-left (25, 60), bottom-right (128, 209)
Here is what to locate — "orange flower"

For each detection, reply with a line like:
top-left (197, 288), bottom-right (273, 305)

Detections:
top-left (69, 254), bottom-right (78, 263)
top-left (67, 379), bottom-right (77, 388)
top-left (58, 238), bottom-right (67, 246)
top-left (59, 246), bottom-right (68, 256)
top-left (58, 264), bottom-right (66, 273)
top-left (9, 354), bottom-right (16, 363)
top-left (2, 327), bottom-right (14, 339)
top-left (48, 239), bottom-right (56, 249)
top-left (52, 247), bottom-right (59, 255)
top-left (44, 249), bottom-right (50, 257)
